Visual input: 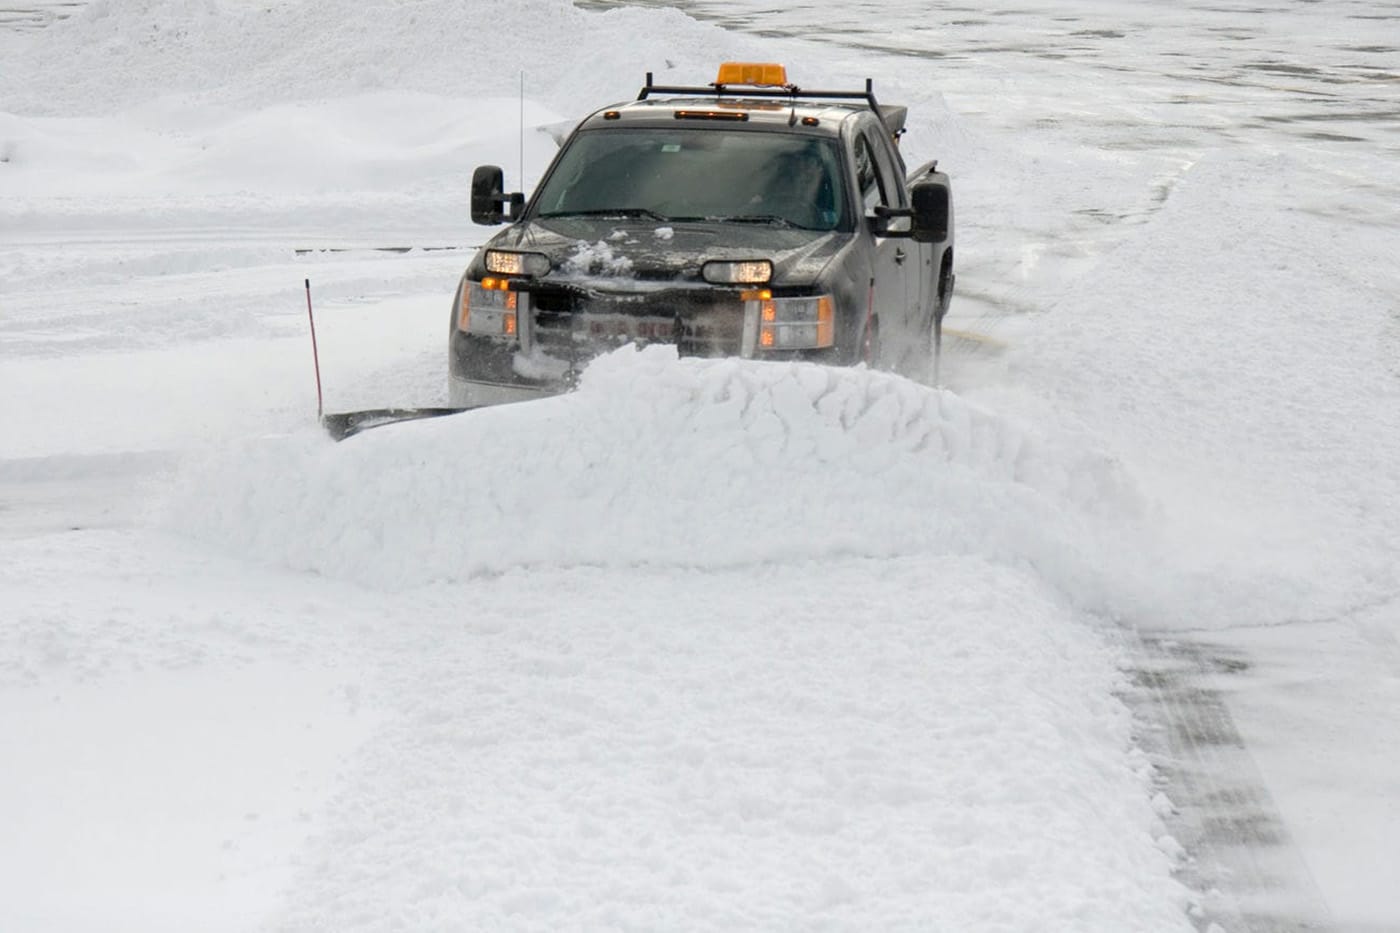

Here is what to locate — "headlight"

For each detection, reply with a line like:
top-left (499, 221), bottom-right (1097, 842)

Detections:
top-left (485, 249), bottom-right (550, 277)
top-left (703, 259), bottom-right (772, 285)
top-left (759, 295), bottom-right (834, 350)
top-left (458, 277), bottom-right (517, 337)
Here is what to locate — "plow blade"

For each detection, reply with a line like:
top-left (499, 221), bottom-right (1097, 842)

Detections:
top-left (321, 407), bottom-right (474, 441)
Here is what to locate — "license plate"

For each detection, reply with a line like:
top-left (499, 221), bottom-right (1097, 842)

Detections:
top-left (577, 314), bottom-right (675, 344)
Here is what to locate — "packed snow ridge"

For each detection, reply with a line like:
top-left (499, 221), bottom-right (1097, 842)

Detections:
top-left (168, 347), bottom-right (1149, 595)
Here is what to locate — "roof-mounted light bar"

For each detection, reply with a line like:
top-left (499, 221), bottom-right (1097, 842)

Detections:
top-left (714, 61), bottom-right (790, 89)
top-left (638, 65), bottom-right (885, 122)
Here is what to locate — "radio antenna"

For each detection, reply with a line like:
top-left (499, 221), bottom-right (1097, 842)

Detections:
top-left (519, 71), bottom-right (525, 193)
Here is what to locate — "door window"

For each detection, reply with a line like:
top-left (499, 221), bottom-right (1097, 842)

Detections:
top-left (853, 133), bottom-right (888, 212)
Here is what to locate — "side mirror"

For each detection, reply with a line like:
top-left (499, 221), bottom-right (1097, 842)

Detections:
top-left (869, 206), bottom-right (912, 237)
top-left (910, 174), bottom-right (952, 243)
top-left (471, 166), bottom-right (525, 226)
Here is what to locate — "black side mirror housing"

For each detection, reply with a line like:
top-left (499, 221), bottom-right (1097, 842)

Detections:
top-left (910, 173), bottom-right (952, 244)
top-left (471, 165), bottom-right (525, 226)
top-left (869, 206), bottom-right (912, 238)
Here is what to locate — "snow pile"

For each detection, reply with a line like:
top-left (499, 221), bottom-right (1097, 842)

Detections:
top-left (166, 346), bottom-right (1151, 599)
top-left (563, 238), bottom-right (636, 277)
top-left (0, 88), bottom-right (560, 205)
top-left (0, 0), bottom-right (770, 231)
top-left (976, 149), bottom-right (1400, 629)
top-left (0, 0), bottom-right (754, 117)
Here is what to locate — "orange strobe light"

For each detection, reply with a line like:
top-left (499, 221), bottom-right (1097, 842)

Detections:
top-left (715, 62), bottom-right (789, 87)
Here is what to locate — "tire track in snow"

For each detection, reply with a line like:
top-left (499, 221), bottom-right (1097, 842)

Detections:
top-left (1125, 634), bottom-right (1335, 933)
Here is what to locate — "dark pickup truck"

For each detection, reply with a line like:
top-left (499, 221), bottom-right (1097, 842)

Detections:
top-left (450, 62), bottom-right (954, 407)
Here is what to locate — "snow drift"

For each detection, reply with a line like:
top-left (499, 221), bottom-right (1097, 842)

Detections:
top-left (975, 148), bottom-right (1400, 631)
top-left (166, 347), bottom-right (1152, 600)
top-left (0, 0), bottom-right (754, 118)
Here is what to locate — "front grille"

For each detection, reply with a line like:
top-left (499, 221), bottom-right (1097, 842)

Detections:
top-left (529, 286), bottom-right (746, 358)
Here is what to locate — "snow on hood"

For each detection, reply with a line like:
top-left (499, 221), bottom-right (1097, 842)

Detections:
top-left (492, 217), bottom-right (842, 285)
top-left (165, 347), bottom-right (1152, 602)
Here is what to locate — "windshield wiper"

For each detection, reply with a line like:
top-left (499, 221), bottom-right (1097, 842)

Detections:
top-left (700, 214), bottom-right (795, 228)
top-left (539, 208), bottom-right (670, 222)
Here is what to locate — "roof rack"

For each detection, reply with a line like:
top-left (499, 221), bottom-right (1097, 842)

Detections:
top-left (638, 72), bottom-right (882, 117)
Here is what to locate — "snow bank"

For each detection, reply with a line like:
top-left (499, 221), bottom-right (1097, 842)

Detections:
top-left (974, 149), bottom-right (1400, 630)
top-left (0, 93), bottom-right (559, 207)
top-left (0, 0), bottom-right (772, 233)
top-left (0, 0), bottom-right (757, 117)
top-left (166, 347), bottom-right (1150, 599)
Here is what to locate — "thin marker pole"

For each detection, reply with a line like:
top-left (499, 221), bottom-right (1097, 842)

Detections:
top-left (304, 278), bottom-right (324, 419)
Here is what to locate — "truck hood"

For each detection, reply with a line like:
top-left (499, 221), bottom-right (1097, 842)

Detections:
top-left (482, 217), bottom-right (848, 287)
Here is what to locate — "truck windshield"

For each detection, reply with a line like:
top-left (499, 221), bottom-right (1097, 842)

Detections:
top-left (532, 128), bottom-right (850, 232)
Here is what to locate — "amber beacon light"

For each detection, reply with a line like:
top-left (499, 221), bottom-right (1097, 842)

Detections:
top-left (714, 62), bottom-right (789, 88)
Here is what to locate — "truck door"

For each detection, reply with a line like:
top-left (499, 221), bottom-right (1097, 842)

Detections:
top-left (853, 126), bottom-right (913, 367)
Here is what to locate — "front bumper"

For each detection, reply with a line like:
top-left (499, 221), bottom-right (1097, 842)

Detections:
top-left (446, 367), bottom-right (550, 408)
top-left (450, 281), bottom-right (842, 399)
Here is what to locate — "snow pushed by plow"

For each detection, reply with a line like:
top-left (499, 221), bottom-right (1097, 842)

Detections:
top-left (160, 352), bottom-right (1197, 930)
top-left (169, 348), bottom-right (1147, 595)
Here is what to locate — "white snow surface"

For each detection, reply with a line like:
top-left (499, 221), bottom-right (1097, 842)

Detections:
top-left (3, 0), bottom-right (1399, 929)
top-left (983, 147), bottom-right (1400, 629)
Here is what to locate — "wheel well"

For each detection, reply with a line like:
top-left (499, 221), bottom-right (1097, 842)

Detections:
top-left (936, 248), bottom-right (954, 316)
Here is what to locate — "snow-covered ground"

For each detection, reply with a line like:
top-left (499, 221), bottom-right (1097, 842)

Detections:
top-left (2, 1), bottom-right (1397, 930)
